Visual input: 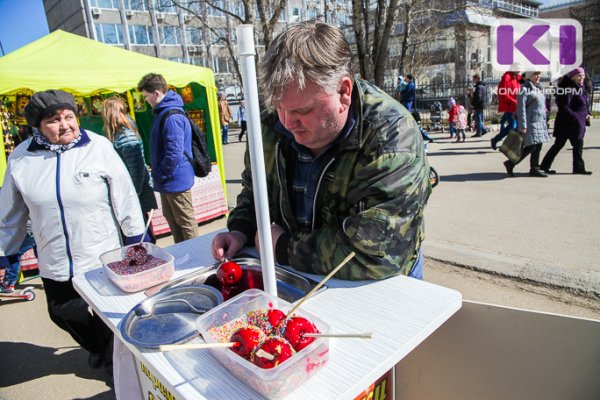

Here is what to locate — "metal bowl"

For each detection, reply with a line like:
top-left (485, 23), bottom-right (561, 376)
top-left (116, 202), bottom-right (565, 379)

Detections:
top-left (157, 258), bottom-right (325, 303)
top-left (120, 284), bottom-right (222, 349)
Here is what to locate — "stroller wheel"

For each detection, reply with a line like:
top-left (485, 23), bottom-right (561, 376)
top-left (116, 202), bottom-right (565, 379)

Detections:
top-left (429, 167), bottom-right (440, 188)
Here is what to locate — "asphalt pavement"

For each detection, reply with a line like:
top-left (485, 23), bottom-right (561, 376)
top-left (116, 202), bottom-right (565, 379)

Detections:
top-left (1, 120), bottom-right (599, 400)
top-left (423, 120), bottom-right (600, 297)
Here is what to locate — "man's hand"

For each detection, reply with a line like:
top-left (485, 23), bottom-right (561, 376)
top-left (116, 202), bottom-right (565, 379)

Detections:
top-left (254, 224), bottom-right (286, 257)
top-left (211, 231), bottom-right (247, 261)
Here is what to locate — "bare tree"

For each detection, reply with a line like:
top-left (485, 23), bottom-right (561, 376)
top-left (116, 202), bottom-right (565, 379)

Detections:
top-left (170, 0), bottom-right (287, 85)
top-left (351, 0), bottom-right (400, 86)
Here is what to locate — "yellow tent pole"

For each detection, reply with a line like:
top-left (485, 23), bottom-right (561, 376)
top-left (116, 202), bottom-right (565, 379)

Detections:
top-left (0, 113), bottom-right (7, 187)
top-left (126, 91), bottom-right (135, 120)
top-left (205, 85), bottom-right (228, 212)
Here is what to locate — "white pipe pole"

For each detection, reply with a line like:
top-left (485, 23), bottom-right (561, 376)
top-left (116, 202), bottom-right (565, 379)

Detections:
top-left (236, 24), bottom-right (278, 297)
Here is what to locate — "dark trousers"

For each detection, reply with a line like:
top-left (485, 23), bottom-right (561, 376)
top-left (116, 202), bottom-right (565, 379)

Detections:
top-left (541, 136), bottom-right (585, 172)
top-left (238, 120), bottom-right (247, 141)
top-left (511, 143), bottom-right (543, 169)
top-left (42, 277), bottom-right (113, 358)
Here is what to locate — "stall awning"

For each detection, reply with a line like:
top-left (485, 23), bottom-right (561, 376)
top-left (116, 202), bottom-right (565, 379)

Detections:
top-left (0, 30), bottom-right (217, 96)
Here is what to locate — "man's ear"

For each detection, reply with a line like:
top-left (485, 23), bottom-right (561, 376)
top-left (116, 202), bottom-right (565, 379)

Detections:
top-left (339, 77), bottom-right (353, 109)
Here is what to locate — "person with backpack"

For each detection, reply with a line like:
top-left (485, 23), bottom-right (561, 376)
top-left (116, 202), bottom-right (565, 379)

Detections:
top-left (137, 73), bottom-right (198, 243)
top-left (472, 74), bottom-right (488, 137)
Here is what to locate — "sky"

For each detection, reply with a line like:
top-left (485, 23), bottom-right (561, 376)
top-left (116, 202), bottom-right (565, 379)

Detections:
top-left (0, 0), bottom-right (49, 55)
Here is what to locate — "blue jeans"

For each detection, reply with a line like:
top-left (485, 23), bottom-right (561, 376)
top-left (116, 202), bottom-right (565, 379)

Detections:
top-left (401, 101), bottom-right (413, 112)
top-left (221, 125), bottom-right (229, 144)
top-left (492, 112), bottom-right (516, 144)
top-left (408, 248), bottom-right (424, 280)
top-left (474, 109), bottom-right (487, 135)
top-left (2, 234), bottom-right (36, 286)
top-left (449, 121), bottom-right (456, 137)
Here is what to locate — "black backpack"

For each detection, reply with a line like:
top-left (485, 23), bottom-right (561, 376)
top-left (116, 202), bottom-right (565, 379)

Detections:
top-left (159, 109), bottom-right (211, 178)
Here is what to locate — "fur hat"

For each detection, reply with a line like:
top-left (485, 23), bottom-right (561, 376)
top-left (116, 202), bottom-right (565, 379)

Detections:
top-left (24, 90), bottom-right (77, 127)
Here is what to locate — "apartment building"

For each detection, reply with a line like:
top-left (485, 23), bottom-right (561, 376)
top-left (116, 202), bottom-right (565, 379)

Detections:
top-left (42, 0), bottom-right (350, 90)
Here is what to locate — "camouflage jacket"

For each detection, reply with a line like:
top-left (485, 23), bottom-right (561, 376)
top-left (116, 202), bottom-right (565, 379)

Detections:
top-left (228, 79), bottom-right (431, 280)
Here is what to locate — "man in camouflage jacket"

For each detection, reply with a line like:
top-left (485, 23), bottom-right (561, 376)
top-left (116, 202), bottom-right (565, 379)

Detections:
top-left (212, 21), bottom-right (431, 280)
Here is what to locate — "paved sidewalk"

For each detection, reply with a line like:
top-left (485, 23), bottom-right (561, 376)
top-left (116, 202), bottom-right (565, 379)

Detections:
top-left (423, 120), bottom-right (600, 297)
top-left (1, 122), bottom-right (598, 400)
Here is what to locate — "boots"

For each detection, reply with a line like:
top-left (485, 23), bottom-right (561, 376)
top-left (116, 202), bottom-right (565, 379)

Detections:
top-left (529, 168), bottom-right (548, 177)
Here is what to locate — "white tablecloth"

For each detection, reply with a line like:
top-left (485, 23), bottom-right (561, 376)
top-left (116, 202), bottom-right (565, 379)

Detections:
top-left (73, 232), bottom-right (462, 399)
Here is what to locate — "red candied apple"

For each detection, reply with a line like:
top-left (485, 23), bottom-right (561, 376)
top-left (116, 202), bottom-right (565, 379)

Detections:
top-left (252, 337), bottom-right (295, 369)
top-left (266, 309), bottom-right (286, 330)
top-left (248, 309), bottom-right (287, 335)
top-left (217, 260), bottom-right (243, 286)
top-left (284, 317), bottom-right (319, 351)
top-left (230, 326), bottom-right (266, 359)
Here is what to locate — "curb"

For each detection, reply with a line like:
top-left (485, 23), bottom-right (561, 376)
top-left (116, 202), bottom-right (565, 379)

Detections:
top-left (423, 240), bottom-right (600, 299)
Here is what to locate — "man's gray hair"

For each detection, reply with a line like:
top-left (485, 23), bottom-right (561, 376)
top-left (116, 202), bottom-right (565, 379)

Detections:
top-left (259, 20), bottom-right (355, 109)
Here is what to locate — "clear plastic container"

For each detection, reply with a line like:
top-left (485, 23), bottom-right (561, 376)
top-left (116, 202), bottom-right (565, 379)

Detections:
top-left (196, 289), bottom-right (330, 398)
top-left (100, 243), bottom-right (174, 292)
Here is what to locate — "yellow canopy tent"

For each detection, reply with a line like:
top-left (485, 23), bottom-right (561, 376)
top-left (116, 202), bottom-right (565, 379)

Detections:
top-left (0, 30), bottom-right (225, 201)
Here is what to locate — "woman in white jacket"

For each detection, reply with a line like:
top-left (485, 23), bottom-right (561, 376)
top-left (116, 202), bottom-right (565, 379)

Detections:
top-left (0, 90), bottom-right (146, 376)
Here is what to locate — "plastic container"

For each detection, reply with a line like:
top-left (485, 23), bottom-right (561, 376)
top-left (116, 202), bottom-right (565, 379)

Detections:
top-left (196, 289), bottom-right (330, 398)
top-left (100, 243), bottom-right (174, 292)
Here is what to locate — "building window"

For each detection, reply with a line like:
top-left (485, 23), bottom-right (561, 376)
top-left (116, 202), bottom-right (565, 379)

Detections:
top-left (185, 27), bottom-right (203, 45)
top-left (208, 1), bottom-right (225, 17)
top-left (160, 26), bottom-right (181, 45)
top-left (125, 0), bottom-right (147, 11)
top-left (92, 0), bottom-right (119, 9)
top-left (96, 23), bottom-right (124, 45)
top-left (128, 25), bottom-right (152, 45)
top-left (157, 0), bottom-right (176, 13)
top-left (211, 28), bottom-right (228, 45)
top-left (181, 0), bottom-right (203, 14)
top-left (215, 57), bottom-right (230, 73)
top-left (189, 56), bottom-right (206, 66)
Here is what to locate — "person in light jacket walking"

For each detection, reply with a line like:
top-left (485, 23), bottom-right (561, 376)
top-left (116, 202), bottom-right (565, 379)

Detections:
top-left (503, 71), bottom-right (551, 177)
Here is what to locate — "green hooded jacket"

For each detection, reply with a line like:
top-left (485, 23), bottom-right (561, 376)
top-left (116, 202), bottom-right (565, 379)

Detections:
top-left (228, 79), bottom-right (431, 280)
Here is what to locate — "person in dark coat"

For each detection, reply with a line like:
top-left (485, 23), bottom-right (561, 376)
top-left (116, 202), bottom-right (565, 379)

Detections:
top-left (540, 67), bottom-right (592, 175)
top-left (472, 74), bottom-right (488, 137)
top-left (400, 74), bottom-right (416, 111)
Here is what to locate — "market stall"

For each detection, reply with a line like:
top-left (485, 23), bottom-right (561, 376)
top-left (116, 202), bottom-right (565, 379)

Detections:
top-left (0, 30), bottom-right (228, 234)
top-left (73, 231), bottom-right (463, 400)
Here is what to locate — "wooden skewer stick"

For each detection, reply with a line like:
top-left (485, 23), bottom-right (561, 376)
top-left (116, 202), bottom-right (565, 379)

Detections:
top-left (285, 251), bottom-right (356, 319)
top-left (159, 342), bottom-right (236, 352)
top-left (254, 348), bottom-right (275, 360)
top-left (138, 209), bottom-right (155, 245)
top-left (302, 332), bottom-right (374, 339)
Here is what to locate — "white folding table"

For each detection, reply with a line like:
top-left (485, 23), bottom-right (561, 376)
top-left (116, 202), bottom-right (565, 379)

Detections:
top-left (73, 232), bottom-right (462, 399)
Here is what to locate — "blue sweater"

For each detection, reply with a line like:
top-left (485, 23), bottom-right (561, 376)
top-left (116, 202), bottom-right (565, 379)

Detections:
top-left (149, 91), bottom-right (195, 193)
